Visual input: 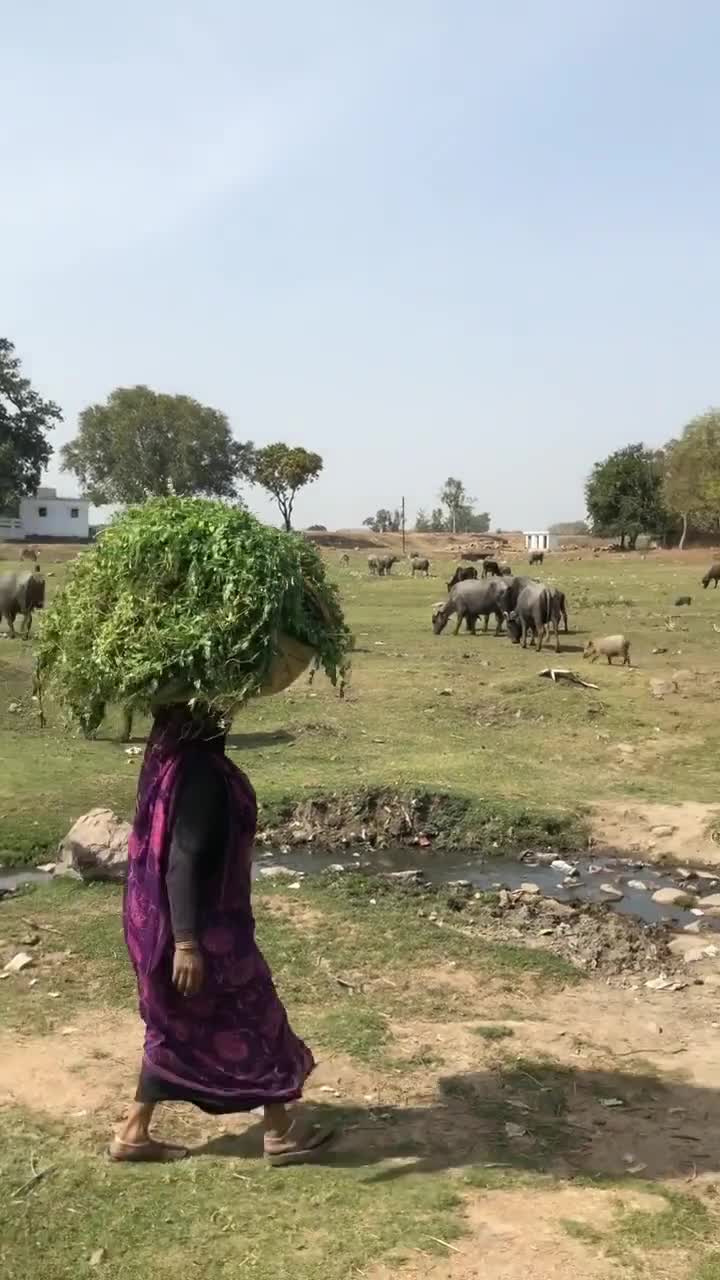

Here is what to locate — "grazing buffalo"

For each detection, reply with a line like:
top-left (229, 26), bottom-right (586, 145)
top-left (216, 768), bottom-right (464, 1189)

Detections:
top-left (505, 582), bottom-right (561, 653)
top-left (554, 588), bottom-right (569, 633)
top-left (529, 550), bottom-right (545, 566)
top-left (432, 579), bottom-right (508, 637)
top-left (702, 563), bottom-right (720, 589)
top-left (368, 554), bottom-right (398, 576)
top-left (0, 569), bottom-right (46, 638)
top-left (368, 555), bottom-right (380, 575)
top-left (482, 559), bottom-right (501, 578)
top-left (410, 556), bottom-right (430, 577)
top-left (446, 565), bottom-right (478, 591)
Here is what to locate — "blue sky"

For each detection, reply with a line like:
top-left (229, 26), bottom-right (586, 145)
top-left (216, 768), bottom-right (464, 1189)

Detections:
top-left (4, 1), bottom-right (719, 530)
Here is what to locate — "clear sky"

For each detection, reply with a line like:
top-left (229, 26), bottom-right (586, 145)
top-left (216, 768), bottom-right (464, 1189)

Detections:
top-left (4, 1), bottom-right (719, 531)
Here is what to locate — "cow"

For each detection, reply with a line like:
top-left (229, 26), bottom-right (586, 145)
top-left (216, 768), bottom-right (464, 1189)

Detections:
top-left (431, 579), bottom-right (509, 637)
top-left (505, 582), bottom-right (562, 653)
top-left (446, 565), bottom-right (478, 591)
top-left (0, 569), bottom-right (46, 638)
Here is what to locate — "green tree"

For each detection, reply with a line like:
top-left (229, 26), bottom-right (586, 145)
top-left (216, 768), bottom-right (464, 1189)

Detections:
top-left (363, 508), bottom-right (400, 533)
top-left (585, 443), bottom-right (666, 549)
top-left (0, 339), bottom-right (62, 512)
top-left (414, 508), bottom-right (430, 532)
top-left (61, 385), bottom-right (247, 504)
top-left (244, 443), bottom-right (323, 531)
top-left (455, 505), bottom-right (490, 534)
top-left (549, 520), bottom-right (589, 536)
top-left (664, 410), bottom-right (720, 548)
top-left (440, 477), bottom-right (472, 534)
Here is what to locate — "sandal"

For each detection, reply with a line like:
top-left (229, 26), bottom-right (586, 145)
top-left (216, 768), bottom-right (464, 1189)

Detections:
top-left (108, 1136), bottom-right (189, 1163)
top-left (264, 1118), bottom-right (335, 1167)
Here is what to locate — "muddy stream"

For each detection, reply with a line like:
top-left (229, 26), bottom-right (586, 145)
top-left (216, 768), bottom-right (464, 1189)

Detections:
top-left (2, 851), bottom-right (719, 933)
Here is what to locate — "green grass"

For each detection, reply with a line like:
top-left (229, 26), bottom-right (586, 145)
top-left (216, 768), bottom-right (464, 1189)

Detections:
top-left (563, 1186), bottom-right (720, 1277)
top-left (5, 547), bottom-right (720, 862)
top-left (0, 876), bottom-right (578, 1037)
top-left (0, 1108), bottom-right (463, 1280)
top-left (472, 1024), bottom-right (516, 1042)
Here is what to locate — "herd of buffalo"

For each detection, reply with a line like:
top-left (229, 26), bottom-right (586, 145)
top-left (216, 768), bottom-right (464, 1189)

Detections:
top-left (355, 550), bottom-right (720, 662)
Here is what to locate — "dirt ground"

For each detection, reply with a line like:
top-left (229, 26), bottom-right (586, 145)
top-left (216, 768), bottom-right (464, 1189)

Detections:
top-left (592, 801), bottom-right (720, 866)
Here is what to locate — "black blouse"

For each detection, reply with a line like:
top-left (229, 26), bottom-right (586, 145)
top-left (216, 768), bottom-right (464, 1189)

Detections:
top-left (165, 754), bottom-right (228, 943)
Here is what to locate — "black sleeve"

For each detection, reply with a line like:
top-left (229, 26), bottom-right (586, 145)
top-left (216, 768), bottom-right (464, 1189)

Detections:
top-left (166, 758), bottom-right (227, 944)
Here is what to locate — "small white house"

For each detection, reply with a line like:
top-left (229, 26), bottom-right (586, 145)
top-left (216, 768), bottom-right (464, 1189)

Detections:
top-left (524, 530), bottom-right (559, 553)
top-left (16, 487), bottom-right (90, 540)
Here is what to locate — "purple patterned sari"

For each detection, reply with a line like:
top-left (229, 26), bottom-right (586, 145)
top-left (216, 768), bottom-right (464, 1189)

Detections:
top-left (124, 717), bottom-right (314, 1112)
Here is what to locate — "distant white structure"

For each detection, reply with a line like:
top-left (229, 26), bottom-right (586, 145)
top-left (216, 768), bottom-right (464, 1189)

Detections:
top-left (524, 529), bottom-right (559, 553)
top-left (0, 487), bottom-right (90, 541)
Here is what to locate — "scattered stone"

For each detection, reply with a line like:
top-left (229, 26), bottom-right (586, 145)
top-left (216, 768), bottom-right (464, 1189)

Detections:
top-left (649, 678), bottom-right (677, 699)
top-left (36, 863), bottom-right (56, 874)
top-left (651, 825), bottom-right (677, 838)
top-left (519, 883), bottom-right (540, 895)
top-left (551, 859), bottom-right (575, 873)
top-left (684, 945), bottom-right (720, 964)
top-left (695, 871), bottom-right (718, 882)
top-left (684, 921), bottom-right (702, 934)
top-left (690, 908), bottom-right (706, 916)
top-left (3, 952), bottom-right (33, 973)
top-left (600, 885), bottom-right (624, 901)
top-left (89, 1249), bottom-right (107, 1267)
top-left (382, 869), bottom-right (425, 885)
top-left (505, 1121), bottom-right (526, 1138)
top-left (652, 647), bottom-right (668, 654)
top-left (327, 864), bottom-right (345, 873)
top-left (439, 688), bottom-right (453, 696)
top-left (627, 880), bottom-right (648, 891)
top-left (55, 809), bottom-right (131, 883)
top-left (699, 893), bottom-right (720, 909)
top-left (652, 888), bottom-right (696, 908)
top-left (7, 702), bottom-right (20, 713)
top-left (599, 1097), bottom-right (625, 1108)
top-left (257, 865), bottom-right (296, 880)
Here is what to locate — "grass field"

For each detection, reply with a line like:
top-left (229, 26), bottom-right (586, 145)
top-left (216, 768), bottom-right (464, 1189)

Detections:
top-left (2, 545), bottom-right (720, 862)
top-left (3, 543), bottom-right (720, 1279)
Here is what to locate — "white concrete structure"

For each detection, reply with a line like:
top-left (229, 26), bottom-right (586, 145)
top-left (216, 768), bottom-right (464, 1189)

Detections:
top-left (17, 487), bottom-right (90, 540)
top-left (0, 516), bottom-right (24, 541)
top-left (524, 530), bottom-right (559, 553)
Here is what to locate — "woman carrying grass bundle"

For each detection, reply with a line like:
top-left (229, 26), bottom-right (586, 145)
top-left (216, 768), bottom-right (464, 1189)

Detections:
top-left (37, 499), bottom-right (352, 1165)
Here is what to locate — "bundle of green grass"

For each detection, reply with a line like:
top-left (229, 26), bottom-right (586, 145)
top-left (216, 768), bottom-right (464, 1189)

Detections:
top-left (37, 497), bottom-right (351, 734)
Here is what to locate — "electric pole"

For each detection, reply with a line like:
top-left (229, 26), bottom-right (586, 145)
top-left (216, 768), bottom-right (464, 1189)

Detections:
top-left (401, 496), bottom-right (406, 555)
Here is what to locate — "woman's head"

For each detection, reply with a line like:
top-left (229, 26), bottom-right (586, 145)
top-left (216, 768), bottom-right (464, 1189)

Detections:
top-left (152, 702), bottom-right (227, 746)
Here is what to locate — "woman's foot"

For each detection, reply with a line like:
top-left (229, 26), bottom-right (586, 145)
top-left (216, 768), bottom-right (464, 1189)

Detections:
top-left (108, 1136), bottom-right (189, 1163)
top-left (263, 1117), bottom-right (334, 1167)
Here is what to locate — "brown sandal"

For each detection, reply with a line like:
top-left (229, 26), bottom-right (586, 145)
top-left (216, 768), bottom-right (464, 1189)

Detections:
top-left (108, 1137), bottom-right (189, 1163)
top-left (264, 1119), bottom-right (335, 1167)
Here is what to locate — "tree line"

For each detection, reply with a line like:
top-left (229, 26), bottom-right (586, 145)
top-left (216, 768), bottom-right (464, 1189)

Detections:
top-left (364, 479), bottom-right (490, 536)
top-left (0, 340), bottom-right (322, 530)
top-left (586, 414), bottom-right (720, 549)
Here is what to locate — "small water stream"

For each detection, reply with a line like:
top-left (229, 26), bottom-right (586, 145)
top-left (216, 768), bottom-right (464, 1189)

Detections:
top-left (2, 851), bottom-right (718, 931)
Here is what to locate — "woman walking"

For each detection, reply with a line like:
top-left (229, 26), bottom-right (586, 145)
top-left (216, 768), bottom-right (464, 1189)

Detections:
top-left (110, 703), bottom-right (331, 1165)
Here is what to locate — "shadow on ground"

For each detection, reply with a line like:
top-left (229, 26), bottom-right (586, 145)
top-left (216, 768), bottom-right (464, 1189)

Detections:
top-left (197, 1062), bottom-right (720, 1184)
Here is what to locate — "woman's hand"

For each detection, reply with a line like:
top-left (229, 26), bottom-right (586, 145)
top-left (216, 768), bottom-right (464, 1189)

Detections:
top-left (172, 943), bottom-right (204, 997)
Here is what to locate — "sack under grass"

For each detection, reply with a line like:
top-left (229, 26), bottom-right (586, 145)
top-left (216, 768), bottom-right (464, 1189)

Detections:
top-left (37, 497), bottom-right (352, 734)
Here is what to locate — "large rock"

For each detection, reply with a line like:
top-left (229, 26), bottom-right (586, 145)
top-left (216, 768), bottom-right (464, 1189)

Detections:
top-left (651, 887), bottom-right (696, 908)
top-left (55, 808), bottom-right (130, 883)
top-left (698, 893), bottom-right (720, 917)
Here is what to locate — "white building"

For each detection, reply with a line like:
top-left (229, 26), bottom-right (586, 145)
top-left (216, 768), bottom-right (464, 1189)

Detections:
top-left (0, 487), bottom-right (90, 541)
top-left (524, 529), bottom-right (559, 553)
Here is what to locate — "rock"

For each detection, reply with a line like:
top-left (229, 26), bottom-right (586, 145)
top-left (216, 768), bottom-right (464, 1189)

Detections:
top-left (652, 887), bottom-right (696, 908)
top-left (327, 864), bottom-right (345, 873)
top-left (651, 825), bottom-right (677, 838)
top-left (55, 809), bottom-right (130, 883)
top-left (3, 951), bottom-right (34, 973)
top-left (684, 921), bottom-right (702, 934)
top-left (627, 880), bottom-right (648, 891)
top-left (257, 865), bottom-right (296, 880)
top-left (699, 893), bottom-right (720, 909)
top-left (7, 702), bottom-right (19, 713)
top-left (649, 678), bottom-right (677, 699)
top-left (519, 883), bottom-right (540, 895)
top-left (382, 870), bottom-right (425, 885)
top-left (551, 859), bottom-right (575, 873)
top-left (36, 862), bottom-right (56, 874)
top-left (89, 1249), bottom-right (107, 1267)
top-left (439, 688), bottom-right (453, 696)
top-left (600, 885), bottom-right (623, 900)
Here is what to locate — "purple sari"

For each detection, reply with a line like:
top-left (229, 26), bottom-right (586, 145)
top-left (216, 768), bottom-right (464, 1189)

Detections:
top-left (124, 719), bottom-right (314, 1112)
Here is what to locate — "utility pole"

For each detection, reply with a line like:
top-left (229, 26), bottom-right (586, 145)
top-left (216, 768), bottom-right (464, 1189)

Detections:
top-left (401, 496), bottom-right (406, 555)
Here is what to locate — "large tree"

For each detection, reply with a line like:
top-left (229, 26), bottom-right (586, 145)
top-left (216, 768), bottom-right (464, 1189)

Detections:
top-left (0, 339), bottom-right (62, 512)
top-left (61, 385), bottom-right (248, 504)
top-left (363, 508), bottom-right (401, 533)
top-left (585, 443), bottom-right (666, 548)
top-left (439, 477), bottom-right (471, 534)
top-left (664, 410), bottom-right (720, 548)
top-left (244, 443), bottom-right (323, 531)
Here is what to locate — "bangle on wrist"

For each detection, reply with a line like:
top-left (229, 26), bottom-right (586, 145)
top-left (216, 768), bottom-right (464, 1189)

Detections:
top-left (175, 940), bottom-right (199, 952)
